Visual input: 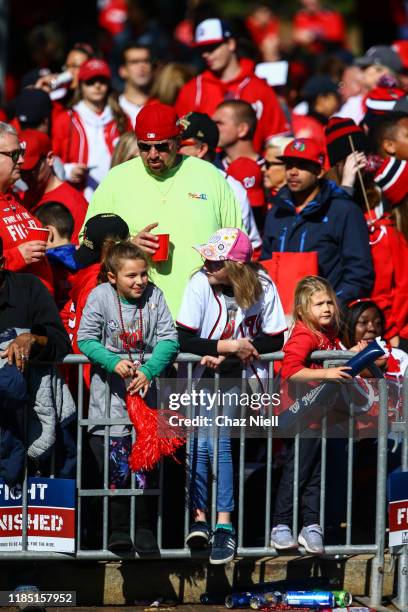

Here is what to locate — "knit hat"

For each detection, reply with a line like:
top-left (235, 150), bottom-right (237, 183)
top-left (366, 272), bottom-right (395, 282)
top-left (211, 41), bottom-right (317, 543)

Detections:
top-left (365, 86), bottom-right (406, 112)
top-left (227, 157), bottom-right (265, 207)
top-left (19, 129), bottom-right (52, 171)
top-left (325, 117), bottom-right (367, 166)
top-left (277, 138), bottom-right (325, 167)
top-left (135, 103), bottom-right (181, 141)
top-left (194, 228), bottom-right (252, 263)
top-left (374, 157), bottom-right (408, 206)
top-left (78, 58), bottom-right (111, 83)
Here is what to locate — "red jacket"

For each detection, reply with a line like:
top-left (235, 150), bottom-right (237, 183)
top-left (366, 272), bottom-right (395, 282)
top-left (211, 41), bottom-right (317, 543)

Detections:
top-left (0, 192), bottom-right (54, 295)
top-left (51, 108), bottom-right (124, 165)
top-left (61, 263), bottom-right (100, 350)
top-left (175, 58), bottom-right (290, 153)
top-left (368, 214), bottom-right (408, 340)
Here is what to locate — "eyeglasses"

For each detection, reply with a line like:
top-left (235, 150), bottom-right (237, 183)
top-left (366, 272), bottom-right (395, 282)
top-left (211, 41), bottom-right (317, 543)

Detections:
top-left (264, 160), bottom-right (284, 169)
top-left (0, 149), bottom-right (25, 163)
top-left (138, 141), bottom-right (171, 153)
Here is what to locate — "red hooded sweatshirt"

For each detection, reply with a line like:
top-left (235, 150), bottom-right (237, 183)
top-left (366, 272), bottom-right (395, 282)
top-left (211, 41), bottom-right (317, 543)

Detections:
top-left (0, 192), bottom-right (54, 295)
top-left (175, 58), bottom-right (290, 153)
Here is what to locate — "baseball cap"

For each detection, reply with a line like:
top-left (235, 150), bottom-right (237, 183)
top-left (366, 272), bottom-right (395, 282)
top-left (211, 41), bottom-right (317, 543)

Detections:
top-left (374, 157), bottom-right (408, 206)
top-left (302, 75), bottom-right (339, 99)
top-left (277, 138), bottom-right (325, 167)
top-left (19, 129), bottom-right (52, 171)
top-left (392, 40), bottom-right (408, 71)
top-left (194, 228), bottom-right (252, 263)
top-left (227, 157), bottom-right (265, 207)
top-left (74, 214), bottom-right (130, 268)
top-left (194, 18), bottom-right (233, 47)
top-left (135, 103), bottom-right (181, 141)
top-left (354, 46), bottom-right (402, 73)
top-left (15, 89), bottom-right (52, 128)
top-left (179, 112), bottom-right (219, 150)
top-left (78, 58), bottom-right (111, 83)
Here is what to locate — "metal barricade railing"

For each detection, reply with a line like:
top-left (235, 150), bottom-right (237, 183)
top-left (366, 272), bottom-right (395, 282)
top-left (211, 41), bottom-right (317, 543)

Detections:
top-left (0, 351), bottom-right (397, 608)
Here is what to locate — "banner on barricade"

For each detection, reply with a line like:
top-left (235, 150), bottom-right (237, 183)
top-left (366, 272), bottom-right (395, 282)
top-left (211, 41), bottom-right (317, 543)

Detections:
top-left (388, 472), bottom-right (408, 547)
top-left (0, 477), bottom-right (75, 553)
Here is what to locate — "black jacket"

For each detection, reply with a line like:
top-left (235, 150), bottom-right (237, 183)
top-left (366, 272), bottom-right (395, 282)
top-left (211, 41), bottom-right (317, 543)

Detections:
top-left (0, 271), bottom-right (71, 362)
top-left (261, 179), bottom-right (374, 303)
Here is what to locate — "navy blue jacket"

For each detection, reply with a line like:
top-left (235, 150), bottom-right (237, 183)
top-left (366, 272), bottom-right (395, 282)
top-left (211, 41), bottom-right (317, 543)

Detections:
top-left (261, 180), bottom-right (374, 303)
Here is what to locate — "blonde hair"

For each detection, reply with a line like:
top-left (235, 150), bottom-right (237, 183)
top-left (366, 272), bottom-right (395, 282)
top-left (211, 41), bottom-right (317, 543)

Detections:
top-left (150, 62), bottom-right (196, 106)
top-left (293, 275), bottom-right (340, 337)
top-left (223, 261), bottom-right (263, 310)
top-left (111, 131), bottom-right (139, 167)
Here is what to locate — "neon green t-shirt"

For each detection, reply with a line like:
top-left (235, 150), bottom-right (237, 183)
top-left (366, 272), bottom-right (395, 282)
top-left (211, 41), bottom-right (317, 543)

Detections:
top-left (85, 155), bottom-right (244, 316)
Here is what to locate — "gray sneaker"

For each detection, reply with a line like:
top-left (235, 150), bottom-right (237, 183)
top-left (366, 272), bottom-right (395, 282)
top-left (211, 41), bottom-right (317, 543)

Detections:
top-left (298, 524), bottom-right (324, 554)
top-left (270, 524), bottom-right (297, 549)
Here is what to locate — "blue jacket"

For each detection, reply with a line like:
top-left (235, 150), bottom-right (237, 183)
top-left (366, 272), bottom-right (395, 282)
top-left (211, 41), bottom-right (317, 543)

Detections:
top-left (261, 180), bottom-right (374, 303)
top-left (0, 361), bottom-right (27, 485)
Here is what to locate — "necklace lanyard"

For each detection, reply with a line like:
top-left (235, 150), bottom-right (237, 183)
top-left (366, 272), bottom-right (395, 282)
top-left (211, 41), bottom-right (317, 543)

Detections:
top-left (116, 290), bottom-right (145, 369)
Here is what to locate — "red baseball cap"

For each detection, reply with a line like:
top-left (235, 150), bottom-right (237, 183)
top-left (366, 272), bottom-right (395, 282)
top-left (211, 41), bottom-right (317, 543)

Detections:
top-left (227, 157), bottom-right (265, 207)
top-left (19, 129), bottom-right (52, 171)
top-left (277, 138), bottom-right (325, 167)
top-left (78, 58), bottom-right (111, 83)
top-left (135, 103), bottom-right (181, 141)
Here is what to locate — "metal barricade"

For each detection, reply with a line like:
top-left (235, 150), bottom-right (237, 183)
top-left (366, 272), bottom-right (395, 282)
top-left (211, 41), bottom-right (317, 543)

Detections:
top-left (0, 351), bottom-right (394, 608)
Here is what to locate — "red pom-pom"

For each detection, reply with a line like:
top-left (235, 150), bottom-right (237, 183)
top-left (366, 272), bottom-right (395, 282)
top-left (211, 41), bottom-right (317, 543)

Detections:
top-left (127, 394), bottom-right (185, 471)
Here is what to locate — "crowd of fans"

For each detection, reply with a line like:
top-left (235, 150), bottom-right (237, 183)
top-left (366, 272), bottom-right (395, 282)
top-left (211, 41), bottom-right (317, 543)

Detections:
top-left (1, 0), bottom-right (408, 564)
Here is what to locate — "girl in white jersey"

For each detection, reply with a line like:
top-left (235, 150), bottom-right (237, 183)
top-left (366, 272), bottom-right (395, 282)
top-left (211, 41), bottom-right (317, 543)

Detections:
top-left (177, 228), bottom-right (286, 564)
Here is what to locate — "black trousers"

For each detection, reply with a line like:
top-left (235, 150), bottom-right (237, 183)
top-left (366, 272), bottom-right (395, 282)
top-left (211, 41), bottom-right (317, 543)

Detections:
top-left (85, 435), bottom-right (152, 537)
top-left (273, 437), bottom-right (321, 527)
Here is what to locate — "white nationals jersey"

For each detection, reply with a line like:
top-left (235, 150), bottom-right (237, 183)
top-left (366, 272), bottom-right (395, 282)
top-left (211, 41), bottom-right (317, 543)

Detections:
top-left (177, 269), bottom-right (286, 379)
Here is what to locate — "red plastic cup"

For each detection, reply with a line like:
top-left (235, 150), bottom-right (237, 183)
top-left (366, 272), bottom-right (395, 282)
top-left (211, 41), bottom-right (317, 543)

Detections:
top-left (151, 234), bottom-right (170, 262)
top-left (26, 227), bottom-right (50, 242)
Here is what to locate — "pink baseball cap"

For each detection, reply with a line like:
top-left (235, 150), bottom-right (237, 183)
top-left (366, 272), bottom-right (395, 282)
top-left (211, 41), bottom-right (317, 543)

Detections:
top-left (194, 228), bottom-right (252, 263)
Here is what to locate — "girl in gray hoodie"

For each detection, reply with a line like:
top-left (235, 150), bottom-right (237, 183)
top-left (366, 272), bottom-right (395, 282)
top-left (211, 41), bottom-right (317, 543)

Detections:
top-left (77, 240), bottom-right (179, 552)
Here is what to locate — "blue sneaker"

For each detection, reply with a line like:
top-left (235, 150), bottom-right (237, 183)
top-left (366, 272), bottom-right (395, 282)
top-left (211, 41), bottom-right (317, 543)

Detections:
top-left (270, 524), bottom-right (297, 550)
top-left (186, 521), bottom-right (210, 549)
top-left (209, 527), bottom-right (236, 564)
top-left (298, 524), bottom-right (324, 554)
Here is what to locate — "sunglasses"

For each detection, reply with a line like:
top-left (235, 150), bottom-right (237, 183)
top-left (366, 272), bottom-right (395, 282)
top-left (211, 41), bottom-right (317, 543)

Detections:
top-left (264, 160), bottom-right (284, 169)
top-left (138, 141), bottom-right (171, 153)
top-left (199, 42), bottom-right (225, 55)
top-left (204, 259), bottom-right (225, 271)
top-left (83, 77), bottom-right (109, 86)
top-left (0, 148), bottom-right (25, 163)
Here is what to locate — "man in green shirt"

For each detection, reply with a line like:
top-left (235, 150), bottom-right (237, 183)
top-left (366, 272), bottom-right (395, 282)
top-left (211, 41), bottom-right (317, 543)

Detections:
top-left (85, 103), bottom-right (243, 316)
